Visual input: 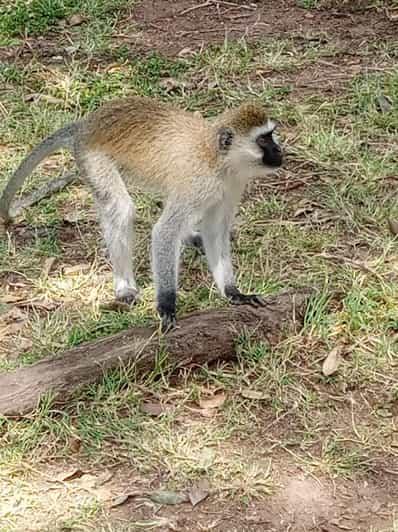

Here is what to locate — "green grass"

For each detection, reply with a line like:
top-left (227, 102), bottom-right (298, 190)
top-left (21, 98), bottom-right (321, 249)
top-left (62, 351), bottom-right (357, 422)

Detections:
top-left (1, 13), bottom-right (398, 532)
top-left (0, 0), bottom-right (133, 46)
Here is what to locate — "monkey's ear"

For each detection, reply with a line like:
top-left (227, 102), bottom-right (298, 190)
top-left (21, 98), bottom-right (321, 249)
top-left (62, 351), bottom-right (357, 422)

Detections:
top-left (218, 127), bottom-right (234, 151)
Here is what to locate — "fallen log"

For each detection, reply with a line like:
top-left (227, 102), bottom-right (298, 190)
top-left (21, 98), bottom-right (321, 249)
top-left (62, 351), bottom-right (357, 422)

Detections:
top-left (0, 289), bottom-right (312, 417)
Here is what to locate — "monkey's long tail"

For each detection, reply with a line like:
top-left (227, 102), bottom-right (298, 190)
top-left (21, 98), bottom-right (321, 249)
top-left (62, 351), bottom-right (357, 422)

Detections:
top-left (0, 123), bottom-right (78, 222)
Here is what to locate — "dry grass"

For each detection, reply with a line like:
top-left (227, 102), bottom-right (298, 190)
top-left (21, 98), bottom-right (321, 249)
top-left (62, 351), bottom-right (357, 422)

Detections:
top-left (1, 1), bottom-right (398, 530)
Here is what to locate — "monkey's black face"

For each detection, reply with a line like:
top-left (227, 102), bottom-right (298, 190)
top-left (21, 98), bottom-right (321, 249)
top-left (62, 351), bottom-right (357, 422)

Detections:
top-left (256, 132), bottom-right (283, 168)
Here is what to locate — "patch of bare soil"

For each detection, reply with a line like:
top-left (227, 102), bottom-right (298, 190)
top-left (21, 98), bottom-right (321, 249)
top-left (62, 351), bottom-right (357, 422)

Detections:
top-left (131, 0), bottom-right (397, 56)
top-left (93, 459), bottom-right (398, 531)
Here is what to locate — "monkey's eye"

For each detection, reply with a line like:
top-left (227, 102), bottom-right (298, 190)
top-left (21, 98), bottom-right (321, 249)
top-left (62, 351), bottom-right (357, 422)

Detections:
top-left (219, 127), bottom-right (234, 151)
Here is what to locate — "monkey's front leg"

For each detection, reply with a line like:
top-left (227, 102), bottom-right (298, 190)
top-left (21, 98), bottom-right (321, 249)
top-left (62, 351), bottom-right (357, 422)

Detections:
top-left (201, 205), bottom-right (266, 308)
top-left (151, 207), bottom-right (185, 332)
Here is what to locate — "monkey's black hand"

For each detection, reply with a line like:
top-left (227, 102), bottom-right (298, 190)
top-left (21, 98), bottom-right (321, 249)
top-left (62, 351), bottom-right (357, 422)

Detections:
top-left (157, 290), bottom-right (177, 333)
top-left (225, 286), bottom-right (266, 307)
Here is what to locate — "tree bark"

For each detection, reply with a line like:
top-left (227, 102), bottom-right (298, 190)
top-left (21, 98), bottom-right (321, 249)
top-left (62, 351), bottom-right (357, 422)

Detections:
top-left (0, 289), bottom-right (311, 417)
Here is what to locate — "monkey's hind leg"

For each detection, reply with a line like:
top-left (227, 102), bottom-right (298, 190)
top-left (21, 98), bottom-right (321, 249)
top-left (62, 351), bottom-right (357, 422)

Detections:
top-left (82, 152), bottom-right (139, 305)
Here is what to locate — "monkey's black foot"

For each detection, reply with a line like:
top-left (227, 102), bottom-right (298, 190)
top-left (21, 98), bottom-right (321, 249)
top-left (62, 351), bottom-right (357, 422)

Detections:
top-left (157, 290), bottom-right (177, 333)
top-left (184, 233), bottom-right (205, 254)
top-left (225, 286), bottom-right (266, 307)
top-left (160, 312), bottom-right (177, 333)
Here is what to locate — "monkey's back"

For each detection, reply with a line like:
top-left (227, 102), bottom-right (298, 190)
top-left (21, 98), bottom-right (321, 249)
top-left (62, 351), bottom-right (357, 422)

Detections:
top-left (81, 97), bottom-right (220, 196)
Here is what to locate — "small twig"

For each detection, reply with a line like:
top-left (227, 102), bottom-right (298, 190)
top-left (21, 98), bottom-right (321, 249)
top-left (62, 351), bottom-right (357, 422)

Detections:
top-left (316, 253), bottom-right (384, 282)
top-left (9, 171), bottom-right (77, 218)
top-left (178, 1), bottom-right (213, 16)
top-left (218, 0), bottom-right (256, 10)
top-left (227, 12), bottom-right (252, 20)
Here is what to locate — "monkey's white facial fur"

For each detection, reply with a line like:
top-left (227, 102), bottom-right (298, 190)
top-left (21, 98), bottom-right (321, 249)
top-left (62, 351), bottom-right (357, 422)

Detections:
top-left (221, 120), bottom-right (283, 181)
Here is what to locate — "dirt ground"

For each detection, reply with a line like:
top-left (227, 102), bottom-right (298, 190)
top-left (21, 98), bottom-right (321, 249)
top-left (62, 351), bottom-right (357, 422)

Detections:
top-left (102, 457), bottom-right (398, 531)
top-left (71, 3), bottom-right (398, 530)
top-left (131, 0), bottom-right (398, 56)
top-left (1, 1), bottom-right (398, 531)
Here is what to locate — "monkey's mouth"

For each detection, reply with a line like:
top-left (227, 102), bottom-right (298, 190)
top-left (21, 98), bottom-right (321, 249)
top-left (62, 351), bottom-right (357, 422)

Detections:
top-left (262, 153), bottom-right (283, 168)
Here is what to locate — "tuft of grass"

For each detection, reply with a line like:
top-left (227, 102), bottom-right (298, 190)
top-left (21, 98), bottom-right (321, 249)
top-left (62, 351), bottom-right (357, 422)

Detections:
top-left (1, 25), bottom-right (398, 532)
top-left (0, 0), bottom-right (132, 40)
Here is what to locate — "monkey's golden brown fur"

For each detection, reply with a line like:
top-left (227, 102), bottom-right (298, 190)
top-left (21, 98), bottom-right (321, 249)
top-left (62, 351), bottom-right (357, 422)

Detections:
top-left (82, 97), bottom-right (219, 194)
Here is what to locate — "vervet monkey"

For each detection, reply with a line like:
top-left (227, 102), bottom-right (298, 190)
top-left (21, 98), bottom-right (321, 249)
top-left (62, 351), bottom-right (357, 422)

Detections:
top-left (0, 96), bottom-right (283, 331)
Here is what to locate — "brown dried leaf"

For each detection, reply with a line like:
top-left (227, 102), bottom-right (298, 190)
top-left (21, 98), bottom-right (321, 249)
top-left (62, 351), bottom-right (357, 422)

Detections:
top-left (159, 77), bottom-right (182, 92)
top-left (100, 300), bottom-right (131, 312)
top-left (17, 337), bottom-right (33, 354)
top-left (95, 470), bottom-right (114, 486)
top-left (21, 299), bottom-right (58, 311)
top-left (240, 389), bottom-right (266, 400)
top-left (4, 321), bottom-right (26, 335)
top-left (68, 13), bottom-right (86, 26)
top-left (24, 93), bottom-right (63, 105)
top-left (140, 401), bottom-right (171, 416)
top-left (178, 47), bottom-right (195, 57)
top-left (322, 348), bottom-right (340, 377)
top-left (188, 480), bottom-right (210, 507)
top-left (58, 469), bottom-right (85, 482)
top-left (41, 257), bottom-right (56, 279)
top-left (377, 94), bottom-right (392, 114)
top-left (199, 447), bottom-right (215, 469)
top-left (63, 263), bottom-right (91, 276)
top-left (41, 94), bottom-right (64, 105)
top-left (199, 393), bottom-right (226, 410)
top-left (110, 494), bottom-right (130, 508)
top-left (149, 490), bottom-right (188, 505)
top-left (199, 408), bottom-right (216, 418)
top-left (110, 491), bottom-right (146, 508)
top-left (64, 211), bottom-right (84, 224)
top-left (68, 437), bottom-right (82, 453)
top-left (388, 219), bottom-right (398, 236)
top-left (2, 293), bottom-right (26, 303)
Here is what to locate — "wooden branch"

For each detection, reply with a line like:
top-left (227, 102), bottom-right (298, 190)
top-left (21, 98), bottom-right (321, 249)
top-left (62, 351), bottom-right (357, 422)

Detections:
top-left (0, 289), bottom-right (312, 417)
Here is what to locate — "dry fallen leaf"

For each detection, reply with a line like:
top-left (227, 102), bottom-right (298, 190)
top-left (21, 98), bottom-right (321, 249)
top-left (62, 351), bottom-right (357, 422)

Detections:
top-left (1, 293), bottom-right (27, 303)
top-left (95, 470), bottom-right (114, 486)
top-left (41, 257), bottom-right (56, 279)
top-left (58, 469), bottom-right (86, 482)
top-left (159, 77), bottom-right (184, 92)
top-left (199, 393), bottom-right (226, 410)
top-left (388, 219), bottom-right (398, 236)
top-left (68, 437), bottom-right (82, 453)
top-left (68, 13), bottom-right (86, 26)
top-left (188, 480), bottom-right (210, 507)
top-left (17, 336), bottom-right (33, 354)
top-left (140, 401), bottom-right (172, 416)
top-left (99, 300), bottom-right (131, 312)
top-left (199, 447), bottom-right (215, 470)
top-left (178, 47), bottom-right (195, 57)
top-left (199, 408), bottom-right (216, 418)
top-left (377, 94), bottom-right (393, 114)
top-left (64, 211), bottom-right (84, 224)
top-left (25, 93), bottom-right (64, 105)
top-left (110, 494), bottom-right (130, 508)
top-left (149, 490), bottom-right (188, 505)
top-left (240, 389), bottom-right (266, 400)
top-left (63, 263), bottom-right (91, 276)
top-left (109, 490), bottom-right (147, 508)
top-left (322, 348), bottom-right (341, 377)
